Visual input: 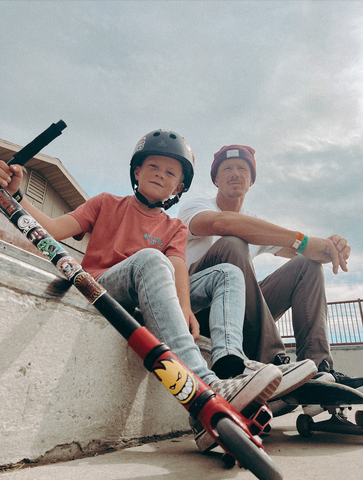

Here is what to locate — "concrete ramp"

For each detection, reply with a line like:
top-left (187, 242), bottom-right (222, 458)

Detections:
top-left (0, 240), bottom-right (190, 467)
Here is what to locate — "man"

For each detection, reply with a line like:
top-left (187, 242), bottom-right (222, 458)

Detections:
top-left (178, 144), bottom-right (362, 388)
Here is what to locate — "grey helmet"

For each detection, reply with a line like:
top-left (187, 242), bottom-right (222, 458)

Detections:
top-left (130, 129), bottom-right (195, 210)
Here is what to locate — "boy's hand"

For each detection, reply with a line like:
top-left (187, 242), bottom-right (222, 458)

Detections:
top-left (182, 307), bottom-right (200, 341)
top-left (0, 160), bottom-right (23, 195)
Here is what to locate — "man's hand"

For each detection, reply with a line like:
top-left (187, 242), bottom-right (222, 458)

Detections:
top-left (328, 234), bottom-right (351, 273)
top-left (0, 160), bottom-right (23, 195)
top-left (303, 236), bottom-right (349, 274)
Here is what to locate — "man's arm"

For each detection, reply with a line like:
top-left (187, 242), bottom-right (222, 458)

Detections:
top-left (0, 161), bottom-right (83, 240)
top-left (189, 210), bottom-right (346, 274)
top-left (168, 255), bottom-right (200, 341)
top-left (190, 210), bottom-right (300, 247)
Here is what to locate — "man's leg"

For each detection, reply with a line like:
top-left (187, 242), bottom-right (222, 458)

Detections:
top-left (259, 255), bottom-right (333, 368)
top-left (189, 236), bottom-right (286, 363)
top-left (189, 263), bottom-right (247, 378)
top-left (98, 248), bottom-right (217, 385)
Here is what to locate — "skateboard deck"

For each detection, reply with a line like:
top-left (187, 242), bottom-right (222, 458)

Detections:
top-left (279, 381), bottom-right (363, 438)
top-left (281, 380), bottom-right (363, 407)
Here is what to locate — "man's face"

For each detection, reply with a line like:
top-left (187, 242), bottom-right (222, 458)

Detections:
top-left (214, 158), bottom-right (252, 199)
top-left (134, 155), bottom-right (184, 203)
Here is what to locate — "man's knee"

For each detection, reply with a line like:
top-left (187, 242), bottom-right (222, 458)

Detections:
top-left (292, 255), bottom-right (324, 280)
top-left (214, 236), bottom-right (250, 263)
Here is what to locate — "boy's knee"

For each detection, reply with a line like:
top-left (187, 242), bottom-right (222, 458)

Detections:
top-left (136, 248), bottom-right (173, 272)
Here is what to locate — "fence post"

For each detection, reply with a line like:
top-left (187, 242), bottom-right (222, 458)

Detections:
top-left (358, 298), bottom-right (363, 325)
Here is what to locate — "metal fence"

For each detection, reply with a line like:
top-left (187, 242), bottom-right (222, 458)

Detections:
top-left (276, 298), bottom-right (363, 347)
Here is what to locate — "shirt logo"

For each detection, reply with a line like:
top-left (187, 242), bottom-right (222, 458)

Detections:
top-left (144, 233), bottom-right (163, 249)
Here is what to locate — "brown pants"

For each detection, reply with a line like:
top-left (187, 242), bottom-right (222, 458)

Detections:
top-left (189, 236), bottom-right (332, 368)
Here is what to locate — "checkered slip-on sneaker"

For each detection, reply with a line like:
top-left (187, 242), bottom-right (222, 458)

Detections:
top-left (190, 363), bottom-right (282, 453)
top-left (244, 358), bottom-right (317, 401)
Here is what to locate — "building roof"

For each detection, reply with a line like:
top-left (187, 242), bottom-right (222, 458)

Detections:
top-left (0, 138), bottom-right (89, 210)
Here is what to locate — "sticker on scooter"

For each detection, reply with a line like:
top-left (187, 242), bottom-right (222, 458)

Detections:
top-left (17, 215), bottom-right (38, 235)
top-left (56, 256), bottom-right (82, 280)
top-left (37, 237), bottom-right (65, 260)
top-left (0, 190), bottom-right (22, 218)
top-left (154, 357), bottom-right (197, 405)
top-left (73, 272), bottom-right (106, 304)
top-left (28, 227), bottom-right (48, 244)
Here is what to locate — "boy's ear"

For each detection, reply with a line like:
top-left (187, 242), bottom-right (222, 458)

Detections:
top-left (172, 182), bottom-right (184, 196)
top-left (134, 166), bottom-right (141, 179)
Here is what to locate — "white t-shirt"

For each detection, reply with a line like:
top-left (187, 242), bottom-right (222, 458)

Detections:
top-left (178, 197), bottom-right (281, 269)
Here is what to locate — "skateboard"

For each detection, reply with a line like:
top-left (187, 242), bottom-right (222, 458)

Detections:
top-left (280, 380), bottom-right (363, 438)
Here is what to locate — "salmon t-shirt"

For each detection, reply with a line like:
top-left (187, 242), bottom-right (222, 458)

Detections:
top-left (68, 193), bottom-right (188, 280)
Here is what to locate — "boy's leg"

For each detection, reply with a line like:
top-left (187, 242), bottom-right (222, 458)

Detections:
top-left (98, 249), bottom-right (217, 385)
top-left (189, 236), bottom-right (286, 363)
top-left (259, 255), bottom-right (333, 368)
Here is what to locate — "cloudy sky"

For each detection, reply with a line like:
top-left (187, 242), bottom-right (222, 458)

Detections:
top-left (1, 0), bottom-right (362, 301)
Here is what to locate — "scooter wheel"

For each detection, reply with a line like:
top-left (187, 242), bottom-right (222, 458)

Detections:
top-left (216, 417), bottom-right (283, 480)
top-left (296, 414), bottom-right (314, 437)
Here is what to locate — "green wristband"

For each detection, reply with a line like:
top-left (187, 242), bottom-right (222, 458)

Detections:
top-left (296, 235), bottom-right (308, 254)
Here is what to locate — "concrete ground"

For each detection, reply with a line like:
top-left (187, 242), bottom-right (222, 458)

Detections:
top-left (1, 406), bottom-right (362, 480)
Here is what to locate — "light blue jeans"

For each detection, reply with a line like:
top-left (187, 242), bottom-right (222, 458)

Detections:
top-left (98, 249), bottom-right (247, 385)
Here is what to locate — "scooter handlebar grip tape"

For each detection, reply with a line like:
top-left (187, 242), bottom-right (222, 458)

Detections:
top-left (8, 120), bottom-right (67, 166)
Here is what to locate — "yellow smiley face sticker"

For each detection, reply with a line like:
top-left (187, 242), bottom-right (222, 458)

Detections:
top-left (154, 357), bottom-right (197, 404)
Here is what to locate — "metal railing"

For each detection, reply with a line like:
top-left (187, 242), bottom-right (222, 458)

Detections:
top-left (277, 299), bottom-right (363, 347)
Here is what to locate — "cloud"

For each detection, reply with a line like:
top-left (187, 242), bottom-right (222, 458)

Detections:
top-left (0, 0), bottom-right (362, 298)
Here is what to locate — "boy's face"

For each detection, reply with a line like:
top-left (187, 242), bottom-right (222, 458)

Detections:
top-left (134, 155), bottom-right (184, 205)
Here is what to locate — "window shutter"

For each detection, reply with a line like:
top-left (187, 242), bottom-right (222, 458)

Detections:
top-left (26, 170), bottom-right (47, 204)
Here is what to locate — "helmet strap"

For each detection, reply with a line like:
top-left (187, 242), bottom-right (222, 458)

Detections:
top-left (134, 187), bottom-right (181, 211)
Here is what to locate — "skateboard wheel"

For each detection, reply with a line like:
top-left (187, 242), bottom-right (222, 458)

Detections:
top-left (355, 410), bottom-right (363, 428)
top-left (263, 424), bottom-right (272, 433)
top-left (296, 414), bottom-right (314, 438)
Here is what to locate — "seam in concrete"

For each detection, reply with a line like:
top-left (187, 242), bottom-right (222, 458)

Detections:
top-left (0, 430), bottom-right (192, 472)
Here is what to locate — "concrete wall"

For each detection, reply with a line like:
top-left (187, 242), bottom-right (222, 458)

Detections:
top-left (286, 346), bottom-right (363, 377)
top-left (0, 240), bottom-right (190, 467)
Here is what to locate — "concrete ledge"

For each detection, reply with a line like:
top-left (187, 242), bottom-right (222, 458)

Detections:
top-left (0, 240), bottom-right (190, 467)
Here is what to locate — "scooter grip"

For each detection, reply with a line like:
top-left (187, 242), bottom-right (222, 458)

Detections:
top-left (7, 120), bottom-right (67, 167)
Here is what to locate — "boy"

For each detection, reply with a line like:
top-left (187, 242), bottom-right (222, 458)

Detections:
top-left (0, 129), bottom-right (315, 452)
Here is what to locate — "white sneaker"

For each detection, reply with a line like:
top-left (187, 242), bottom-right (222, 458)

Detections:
top-left (190, 363), bottom-right (282, 453)
top-left (244, 358), bottom-right (317, 401)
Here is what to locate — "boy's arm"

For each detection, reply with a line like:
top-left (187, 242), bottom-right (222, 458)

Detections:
top-left (167, 255), bottom-right (200, 341)
top-left (0, 161), bottom-right (83, 240)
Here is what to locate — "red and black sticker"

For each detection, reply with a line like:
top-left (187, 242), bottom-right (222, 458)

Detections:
top-left (0, 190), bottom-right (22, 219)
top-left (28, 227), bottom-right (49, 245)
top-left (56, 256), bottom-right (82, 281)
top-left (73, 272), bottom-right (106, 304)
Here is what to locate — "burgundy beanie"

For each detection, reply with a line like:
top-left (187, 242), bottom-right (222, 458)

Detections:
top-left (211, 145), bottom-right (256, 185)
